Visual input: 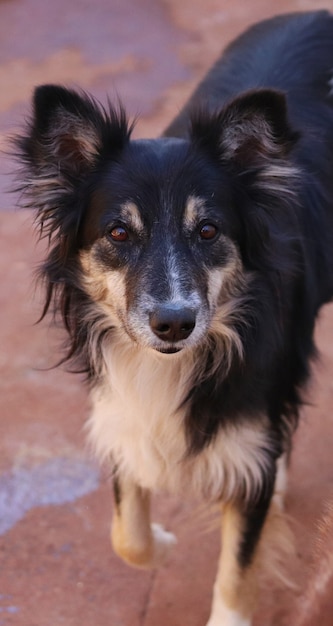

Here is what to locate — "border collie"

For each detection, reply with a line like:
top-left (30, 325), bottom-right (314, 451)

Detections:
top-left (14, 11), bottom-right (333, 626)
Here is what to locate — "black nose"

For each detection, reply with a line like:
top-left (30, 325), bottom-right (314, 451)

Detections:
top-left (149, 305), bottom-right (196, 342)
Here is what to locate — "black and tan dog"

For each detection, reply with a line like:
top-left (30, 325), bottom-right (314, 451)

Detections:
top-left (14, 11), bottom-right (333, 625)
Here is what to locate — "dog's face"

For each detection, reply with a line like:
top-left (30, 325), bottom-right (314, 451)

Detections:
top-left (16, 85), bottom-right (298, 361)
top-left (79, 137), bottom-right (242, 354)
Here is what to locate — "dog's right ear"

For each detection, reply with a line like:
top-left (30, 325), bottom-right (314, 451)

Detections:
top-left (14, 85), bottom-right (132, 239)
top-left (24, 85), bottom-right (131, 172)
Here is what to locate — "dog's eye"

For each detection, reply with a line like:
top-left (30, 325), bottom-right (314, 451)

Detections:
top-left (199, 223), bottom-right (218, 241)
top-left (109, 225), bottom-right (129, 242)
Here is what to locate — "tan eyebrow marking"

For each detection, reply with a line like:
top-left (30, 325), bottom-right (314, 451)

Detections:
top-left (120, 201), bottom-right (144, 232)
top-left (183, 196), bottom-right (207, 230)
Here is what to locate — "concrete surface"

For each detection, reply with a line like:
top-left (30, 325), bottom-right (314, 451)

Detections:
top-left (1, 1), bottom-right (333, 625)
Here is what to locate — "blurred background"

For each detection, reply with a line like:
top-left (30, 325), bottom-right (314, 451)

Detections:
top-left (1, 1), bottom-right (333, 625)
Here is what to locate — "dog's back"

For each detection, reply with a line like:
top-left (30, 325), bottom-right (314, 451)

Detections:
top-left (166, 11), bottom-right (333, 133)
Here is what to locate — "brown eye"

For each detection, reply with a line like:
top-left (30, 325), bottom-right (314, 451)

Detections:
top-left (199, 223), bottom-right (218, 240)
top-left (109, 225), bottom-right (129, 242)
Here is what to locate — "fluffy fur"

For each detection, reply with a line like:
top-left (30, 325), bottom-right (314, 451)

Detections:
top-left (14, 10), bottom-right (333, 625)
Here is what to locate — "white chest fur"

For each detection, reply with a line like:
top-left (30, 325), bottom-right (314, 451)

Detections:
top-left (87, 340), bottom-right (271, 501)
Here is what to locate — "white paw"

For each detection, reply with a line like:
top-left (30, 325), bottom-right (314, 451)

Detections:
top-left (206, 601), bottom-right (251, 626)
top-left (206, 617), bottom-right (251, 626)
top-left (150, 523), bottom-right (177, 568)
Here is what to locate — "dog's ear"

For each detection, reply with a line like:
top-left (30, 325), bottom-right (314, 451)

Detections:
top-left (14, 85), bottom-right (132, 240)
top-left (21, 84), bottom-right (131, 174)
top-left (191, 90), bottom-right (301, 276)
top-left (190, 89), bottom-right (299, 166)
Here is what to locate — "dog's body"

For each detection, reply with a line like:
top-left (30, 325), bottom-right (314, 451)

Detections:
top-left (15, 11), bottom-right (333, 625)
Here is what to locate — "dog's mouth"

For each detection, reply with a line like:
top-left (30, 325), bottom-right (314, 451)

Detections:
top-left (155, 346), bottom-right (183, 355)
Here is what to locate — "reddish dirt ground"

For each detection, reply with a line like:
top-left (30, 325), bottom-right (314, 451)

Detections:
top-left (1, 1), bottom-right (333, 625)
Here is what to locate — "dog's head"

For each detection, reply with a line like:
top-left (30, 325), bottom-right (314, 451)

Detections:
top-left (15, 85), bottom-right (299, 369)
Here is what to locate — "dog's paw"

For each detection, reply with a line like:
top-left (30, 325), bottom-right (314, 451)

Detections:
top-left (149, 523), bottom-right (177, 568)
top-left (111, 517), bottom-right (176, 570)
top-left (206, 607), bottom-right (251, 626)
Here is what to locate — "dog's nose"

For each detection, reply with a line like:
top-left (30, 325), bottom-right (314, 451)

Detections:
top-left (149, 305), bottom-right (196, 342)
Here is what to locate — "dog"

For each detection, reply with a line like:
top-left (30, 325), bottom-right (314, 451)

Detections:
top-left (14, 10), bottom-right (333, 626)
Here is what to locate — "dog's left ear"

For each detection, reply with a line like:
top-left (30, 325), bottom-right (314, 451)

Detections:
top-left (190, 89), bottom-right (298, 166)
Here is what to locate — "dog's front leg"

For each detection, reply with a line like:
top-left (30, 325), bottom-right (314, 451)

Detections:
top-left (206, 489), bottom-right (275, 626)
top-left (111, 473), bottom-right (176, 569)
